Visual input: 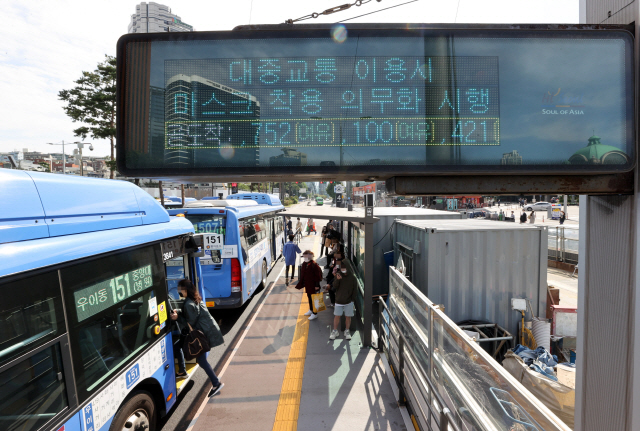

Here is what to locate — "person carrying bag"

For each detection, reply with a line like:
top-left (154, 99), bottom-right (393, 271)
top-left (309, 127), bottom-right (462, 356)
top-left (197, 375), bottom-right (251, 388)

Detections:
top-left (170, 279), bottom-right (225, 397)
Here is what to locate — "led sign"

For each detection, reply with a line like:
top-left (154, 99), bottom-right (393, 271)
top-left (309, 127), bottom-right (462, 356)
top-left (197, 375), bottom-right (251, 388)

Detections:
top-left (73, 265), bottom-right (154, 322)
top-left (117, 25), bottom-right (634, 181)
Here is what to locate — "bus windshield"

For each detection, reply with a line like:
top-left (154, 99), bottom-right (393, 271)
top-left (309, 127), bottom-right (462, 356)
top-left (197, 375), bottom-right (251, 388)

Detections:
top-left (186, 214), bottom-right (226, 234)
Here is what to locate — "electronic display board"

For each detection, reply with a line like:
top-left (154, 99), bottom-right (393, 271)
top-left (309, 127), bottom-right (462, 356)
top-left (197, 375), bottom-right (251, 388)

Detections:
top-left (117, 25), bottom-right (634, 181)
top-left (73, 264), bottom-right (154, 322)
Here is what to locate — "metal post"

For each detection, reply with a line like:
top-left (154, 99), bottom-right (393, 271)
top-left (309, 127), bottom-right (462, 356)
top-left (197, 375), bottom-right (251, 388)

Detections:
top-left (181, 184), bottom-right (185, 207)
top-left (397, 334), bottom-right (406, 406)
top-left (376, 299), bottom-right (383, 351)
top-left (62, 140), bottom-right (66, 175)
top-left (363, 220), bottom-right (375, 347)
top-left (159, 181), bottom-right (164, 207)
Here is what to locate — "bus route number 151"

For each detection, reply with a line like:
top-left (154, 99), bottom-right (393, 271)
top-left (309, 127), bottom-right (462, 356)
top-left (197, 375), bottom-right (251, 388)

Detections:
top-left (203, 234), bottom-right (224, 250)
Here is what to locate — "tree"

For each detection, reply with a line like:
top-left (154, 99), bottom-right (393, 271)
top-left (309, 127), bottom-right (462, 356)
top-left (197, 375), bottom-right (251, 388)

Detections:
top-left (326, 182), bottom-right (336, 199)
top-left (38, 161), bottom-right (51, 172)
top-left (59, 55), bottom-right (116, 178)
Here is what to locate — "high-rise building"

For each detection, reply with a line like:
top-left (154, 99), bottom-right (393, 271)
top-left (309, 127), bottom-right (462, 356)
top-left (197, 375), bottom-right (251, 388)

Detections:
top-left (500, 150), bottom-right (523, 165)
top-left (128, 2), bottom-right (194, 34)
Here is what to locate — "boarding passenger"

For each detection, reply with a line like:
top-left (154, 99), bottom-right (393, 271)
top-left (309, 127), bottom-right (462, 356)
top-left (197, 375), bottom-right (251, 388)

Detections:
top-left (329, 265), bottom-right (358, 340)
top-left (170, 279), bottom-right (224, 397)
top-left (283, 234), bottom-right (302, 285)
top-left (296, 250), bottom-right (323, 320)
top-left (320, 225), bottom-right (329, 257)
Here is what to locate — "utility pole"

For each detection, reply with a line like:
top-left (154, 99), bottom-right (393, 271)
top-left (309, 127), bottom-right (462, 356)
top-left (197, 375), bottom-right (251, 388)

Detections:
top-left (159, 181), bottom-right (164, 207)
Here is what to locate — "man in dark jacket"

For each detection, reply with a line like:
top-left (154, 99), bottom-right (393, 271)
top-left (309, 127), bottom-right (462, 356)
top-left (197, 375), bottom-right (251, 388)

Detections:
top-left (330, 265), bottom-right (358, 340)
top-left (295, 250), bottom-right (323, 320)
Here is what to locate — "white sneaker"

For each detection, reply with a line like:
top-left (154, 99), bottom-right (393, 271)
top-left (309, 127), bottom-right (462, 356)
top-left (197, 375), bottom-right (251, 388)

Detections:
top-left (304, 310), bottom-right (313, 316)
top-left (344, 330), bottom-right (352, 340)
top-left (330, 329), bottom-right (339, 340)
top-left (308, 313), bottom-right (318, 321)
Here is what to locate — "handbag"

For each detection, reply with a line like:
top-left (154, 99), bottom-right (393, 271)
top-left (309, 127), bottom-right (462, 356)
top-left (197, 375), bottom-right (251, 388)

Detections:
top-left (181, 303), bottom-right (211, 360)
top-left (182, 322), bottom-right (210, 360)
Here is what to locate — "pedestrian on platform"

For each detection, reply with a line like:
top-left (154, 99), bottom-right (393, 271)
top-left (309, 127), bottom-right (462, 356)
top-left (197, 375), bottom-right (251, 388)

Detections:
top-left (529, 210), bottom-right (536, 224)
top-left (306, 218), bottom-right (317, 235)
top-left (295, 217), bottom-right (303, 240)
top-left (520, 212), bottom-right (527, 224)
top-left (325, 250), bottom-right (344, 308)
top-left (329, 265), bottom-right (358, 340)
top-left (511, 211), bottom-right (515, 220)
top-left (296, 250), bottom-right (323, 320)
top-left (286, 216), bottom-right (293, 233)
top-left (170, 279), bottom-right (224, 397)
top-left (320, 225), bottom-right (329, 257)
top-left (560, 211), bottom-right (566, 225)
top-left (283, 234), bottom-right (302, 285)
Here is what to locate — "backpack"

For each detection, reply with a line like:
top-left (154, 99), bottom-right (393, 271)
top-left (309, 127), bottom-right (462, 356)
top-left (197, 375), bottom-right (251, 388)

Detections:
top-left (182, 320), bottom-right (210, 360)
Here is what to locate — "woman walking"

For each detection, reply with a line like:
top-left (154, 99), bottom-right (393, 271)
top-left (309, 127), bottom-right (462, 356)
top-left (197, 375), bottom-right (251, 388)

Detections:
top-left (296, 250), bottom-right (323, 320)
top-left (170, 279), bottom-right (225, 397)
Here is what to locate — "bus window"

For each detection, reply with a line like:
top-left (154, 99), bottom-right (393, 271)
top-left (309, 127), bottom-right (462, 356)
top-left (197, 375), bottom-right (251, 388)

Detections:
top-left (242, 216), bottom-right (267, 248)
top-left (60, 245), bottom-right (167, 401)
top-left (0, 271), bottom-right (65, 368)
top-left (185, 214), bottom-right (226, 235)
top-left (166, 256), bottom-right (189, 300)
top-left (0, 343), bottom-right (68, 431)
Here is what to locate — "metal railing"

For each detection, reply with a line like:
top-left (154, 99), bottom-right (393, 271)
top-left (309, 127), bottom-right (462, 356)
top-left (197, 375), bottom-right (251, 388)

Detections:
top-left (548, 227), bottom-right (579, 264)
top-left (376, 267), bottom-right (571, 431)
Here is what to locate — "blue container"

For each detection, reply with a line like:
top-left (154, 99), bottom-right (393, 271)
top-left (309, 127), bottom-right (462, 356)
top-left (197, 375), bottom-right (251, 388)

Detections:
top-left (570, 349), bottom-right (576, 364)
top-left (383, 250), bottom-right (395, 267)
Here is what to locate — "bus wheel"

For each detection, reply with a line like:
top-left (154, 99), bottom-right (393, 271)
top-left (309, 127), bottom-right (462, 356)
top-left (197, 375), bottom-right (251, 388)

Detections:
top-left (261, 260), bottom-right (268, 288)
top-left (110, 390), bottom-right (156, 431)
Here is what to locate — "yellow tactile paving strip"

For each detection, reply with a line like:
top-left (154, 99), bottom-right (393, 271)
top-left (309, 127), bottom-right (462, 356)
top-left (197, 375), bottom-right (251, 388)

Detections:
top-left (272, 234), bottom-right (319, 431)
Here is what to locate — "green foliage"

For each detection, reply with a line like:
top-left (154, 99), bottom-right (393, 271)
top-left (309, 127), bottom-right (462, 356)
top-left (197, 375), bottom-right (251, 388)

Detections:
top-left (104, 157), bottom-right (117, 174)
top-left (238, 183), bottom-right (251, 191)
top-left (59, 55), bottom-right (116, 178)
top-left (38, 161), bottom-right (51, 172)
top-left (326, 182), bottom-right (336, 198)
top-left (283, 198), bottom-right (294, 206)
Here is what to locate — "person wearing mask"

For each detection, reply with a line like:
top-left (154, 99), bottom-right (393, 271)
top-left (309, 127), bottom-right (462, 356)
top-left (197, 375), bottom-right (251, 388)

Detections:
top-left (283, 234), bottom-right (302, 285)
top-left (170, 279), bottom-right (224, 397)
top-left (329, 265), bottom-right (358, 340)
top-left (324, 250), bottom-right (343, 308)
top-left (295, 250), bottom-right (323, 320)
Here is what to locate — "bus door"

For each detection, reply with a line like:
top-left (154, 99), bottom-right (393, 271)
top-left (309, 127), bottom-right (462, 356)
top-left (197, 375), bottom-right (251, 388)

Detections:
top-left (160, 236), bottom-right (205, 393)
top-left (269, 218), bottom-right (276, 262)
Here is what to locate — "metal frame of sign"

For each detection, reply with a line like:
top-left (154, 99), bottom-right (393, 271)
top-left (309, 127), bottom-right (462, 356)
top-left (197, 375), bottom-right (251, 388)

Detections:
top-left (116, 23), bottom-right (636, 194)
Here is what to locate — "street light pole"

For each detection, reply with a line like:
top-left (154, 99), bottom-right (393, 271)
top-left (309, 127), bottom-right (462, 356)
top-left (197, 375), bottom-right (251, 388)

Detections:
top-left (47, 141), bottom-right (66, 174)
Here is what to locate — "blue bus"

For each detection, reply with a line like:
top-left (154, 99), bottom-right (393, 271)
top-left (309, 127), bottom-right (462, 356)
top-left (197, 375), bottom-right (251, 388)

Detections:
top-left (167, 193), bottom-right (285, 309)
top-left (0, 170), bottom-right (208, 431)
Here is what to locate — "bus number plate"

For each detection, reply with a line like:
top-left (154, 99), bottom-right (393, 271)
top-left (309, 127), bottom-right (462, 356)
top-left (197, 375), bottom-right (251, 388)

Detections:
top-left (203, 234), bottom-right (224, 250)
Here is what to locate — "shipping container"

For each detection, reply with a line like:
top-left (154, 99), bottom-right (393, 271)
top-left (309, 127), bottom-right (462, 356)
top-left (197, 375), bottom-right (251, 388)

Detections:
top-left (394, 219), bottom-right (548, 335)
top-left (361, 207), bottom-right (464, 296)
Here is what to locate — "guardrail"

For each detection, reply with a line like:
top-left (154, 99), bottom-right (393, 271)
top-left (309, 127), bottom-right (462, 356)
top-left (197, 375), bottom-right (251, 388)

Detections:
top-left (548, 227), bottom-right (579, 264)
top-left (376, 267), bottom-right (571, 431)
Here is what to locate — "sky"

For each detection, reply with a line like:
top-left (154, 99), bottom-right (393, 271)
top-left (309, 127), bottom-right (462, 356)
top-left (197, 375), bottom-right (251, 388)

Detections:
top-left (0, 0), bottom-right (578, 158)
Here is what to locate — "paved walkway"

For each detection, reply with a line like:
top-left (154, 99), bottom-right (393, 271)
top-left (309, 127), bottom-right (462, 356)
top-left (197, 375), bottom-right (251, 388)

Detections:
top-left (191, 233), bottom-right (406, 431)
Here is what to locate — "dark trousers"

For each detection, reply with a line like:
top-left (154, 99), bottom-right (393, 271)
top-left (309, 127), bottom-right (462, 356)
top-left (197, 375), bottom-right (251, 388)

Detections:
top-left (197, 352), bottom-right (220, 387)
top-left (328, 288), bottom-right (336, 305)
top-left (307, 293), bottom-right (317, 314)
top-left (320, 243), bottom-right (326, 257)
top-left (173, 333), bottom-right (186, 373)
top-left (286, 265), bottom-right (295, 279)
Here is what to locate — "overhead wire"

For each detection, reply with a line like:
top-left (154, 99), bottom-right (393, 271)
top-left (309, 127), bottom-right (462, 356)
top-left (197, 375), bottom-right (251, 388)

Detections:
top-left (338, 0), bottom-right (420, 23)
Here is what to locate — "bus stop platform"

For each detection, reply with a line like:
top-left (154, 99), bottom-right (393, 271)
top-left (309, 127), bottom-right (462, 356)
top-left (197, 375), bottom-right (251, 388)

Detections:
top-left (187, 234), bottom-right (408, 431)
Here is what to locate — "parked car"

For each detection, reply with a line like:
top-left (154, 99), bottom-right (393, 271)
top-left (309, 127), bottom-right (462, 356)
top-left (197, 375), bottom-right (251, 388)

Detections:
top-left (550, 197), bottom-right (559, 203)
top-left (525, 201), bottom-right (552, 211)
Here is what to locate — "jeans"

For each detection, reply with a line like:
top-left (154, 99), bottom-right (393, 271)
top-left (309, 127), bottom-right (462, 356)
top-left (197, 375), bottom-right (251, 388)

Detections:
top-left (286, 265), bottom-right (295, 279)
top-left (173, 333), bottom-right (186, 373)
top-left (197, 352), bottom-right (220, 387)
